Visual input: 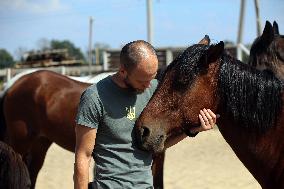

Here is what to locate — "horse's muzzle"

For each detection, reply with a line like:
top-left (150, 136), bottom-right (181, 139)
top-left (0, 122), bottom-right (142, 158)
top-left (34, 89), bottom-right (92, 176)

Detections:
top-left (136, 124), bottom-right (166, 153)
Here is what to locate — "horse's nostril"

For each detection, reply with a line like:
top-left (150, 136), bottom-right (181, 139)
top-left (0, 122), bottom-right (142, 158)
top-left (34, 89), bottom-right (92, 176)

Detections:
top-left (153, 134), bottom-right (165, 145)
top-left (141, 126), bottom-right (150, 140)
top-left (157, 134), bottom-right (164, 143)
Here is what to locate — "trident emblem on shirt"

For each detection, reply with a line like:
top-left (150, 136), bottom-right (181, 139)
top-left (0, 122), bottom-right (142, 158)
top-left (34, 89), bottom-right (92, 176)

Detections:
top-left (126, 106), bottom-right (136, 120)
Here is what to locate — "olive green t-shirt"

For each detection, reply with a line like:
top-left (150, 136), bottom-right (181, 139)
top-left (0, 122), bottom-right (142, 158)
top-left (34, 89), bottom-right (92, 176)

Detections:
top-left (76, 76), bottom-right (158, 189)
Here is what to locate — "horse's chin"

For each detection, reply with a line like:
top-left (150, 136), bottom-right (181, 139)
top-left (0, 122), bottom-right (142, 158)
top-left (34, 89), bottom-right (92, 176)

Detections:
top-left (139, 141), bottom-right (165, 154)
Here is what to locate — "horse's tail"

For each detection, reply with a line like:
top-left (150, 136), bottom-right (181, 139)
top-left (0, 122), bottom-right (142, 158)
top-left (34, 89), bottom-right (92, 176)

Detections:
top-left (0, 91), bottom-right (6, 141)
top-left (0, 141), bottom-right (31, 188)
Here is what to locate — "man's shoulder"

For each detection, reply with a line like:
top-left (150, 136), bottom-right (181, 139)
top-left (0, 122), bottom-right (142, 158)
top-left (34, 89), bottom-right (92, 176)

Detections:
top-left (82, 84), bottom-right (98, 99)
top-left (84, 76), bottom-right (111, 93)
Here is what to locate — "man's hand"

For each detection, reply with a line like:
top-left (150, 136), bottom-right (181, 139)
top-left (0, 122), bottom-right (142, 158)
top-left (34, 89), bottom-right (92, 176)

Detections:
top-left (190, 109), bottom-right (219, 134)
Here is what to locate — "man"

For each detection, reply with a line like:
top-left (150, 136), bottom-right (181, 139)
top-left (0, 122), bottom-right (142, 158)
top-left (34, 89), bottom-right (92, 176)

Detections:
top-left (74, 40), bottom-right (217, 189)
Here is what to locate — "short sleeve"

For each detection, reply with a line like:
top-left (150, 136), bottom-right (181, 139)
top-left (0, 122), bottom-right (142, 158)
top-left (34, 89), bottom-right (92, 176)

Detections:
top-left (75, 87), bottom-right (103, 129)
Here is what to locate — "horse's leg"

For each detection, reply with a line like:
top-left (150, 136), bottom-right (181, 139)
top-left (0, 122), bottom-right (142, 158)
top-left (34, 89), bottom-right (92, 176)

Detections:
top-left (152, 151), bottom-right (165, 189)
top-left (24, 137), bottom-right (52, 189)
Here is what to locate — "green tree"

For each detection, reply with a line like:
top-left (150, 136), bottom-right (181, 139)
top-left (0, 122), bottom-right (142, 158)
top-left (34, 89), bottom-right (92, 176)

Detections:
top-left (0, 49), bottom-right (15, 68)
top-left (50, 40), bottom-right (85, 62)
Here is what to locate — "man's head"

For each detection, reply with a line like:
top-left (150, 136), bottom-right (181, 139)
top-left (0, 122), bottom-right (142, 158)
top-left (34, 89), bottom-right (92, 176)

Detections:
top-left (119, 40), bottom-right (158, 93)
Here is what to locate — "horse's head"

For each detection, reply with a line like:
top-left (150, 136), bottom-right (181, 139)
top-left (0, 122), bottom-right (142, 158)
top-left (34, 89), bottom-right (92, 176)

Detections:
top-left (249, 21), bottom-right (284, 80)
top-left (135, 37), bottom-right (224, 153)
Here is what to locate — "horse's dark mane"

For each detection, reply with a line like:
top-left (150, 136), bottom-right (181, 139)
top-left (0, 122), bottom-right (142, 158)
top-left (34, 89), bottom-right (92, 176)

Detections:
top-left (219, 53), bottom-right (283, 132)
top-left (160, 44), bottom-right (209, 90)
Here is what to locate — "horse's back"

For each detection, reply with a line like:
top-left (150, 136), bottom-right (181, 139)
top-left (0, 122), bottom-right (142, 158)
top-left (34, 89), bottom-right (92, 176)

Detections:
top-left (4, 70), bottom-right (88, 119)
top-left (3, 70), bottom-right (90, 152)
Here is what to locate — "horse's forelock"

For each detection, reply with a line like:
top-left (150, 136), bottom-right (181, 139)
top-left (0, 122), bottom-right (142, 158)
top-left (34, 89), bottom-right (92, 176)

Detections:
top-left (168, 44), bottom-right (209, 91)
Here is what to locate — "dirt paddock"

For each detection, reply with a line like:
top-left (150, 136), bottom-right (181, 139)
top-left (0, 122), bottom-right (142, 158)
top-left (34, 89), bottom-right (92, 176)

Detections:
top-left (36, 128), bottom-right (260, 189)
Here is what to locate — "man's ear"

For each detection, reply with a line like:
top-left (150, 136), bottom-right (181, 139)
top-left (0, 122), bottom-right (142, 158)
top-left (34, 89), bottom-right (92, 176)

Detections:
top-left (119, 65), bottom-right (128, 78)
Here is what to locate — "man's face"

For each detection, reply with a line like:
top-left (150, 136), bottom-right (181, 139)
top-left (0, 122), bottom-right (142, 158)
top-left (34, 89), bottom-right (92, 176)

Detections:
top-left (123, 55), bottom-right (158, 93)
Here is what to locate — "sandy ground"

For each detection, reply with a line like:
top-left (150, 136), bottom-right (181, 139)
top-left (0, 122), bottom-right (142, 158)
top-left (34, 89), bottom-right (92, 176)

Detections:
top-left (36, 128), bottom-right (261, 189)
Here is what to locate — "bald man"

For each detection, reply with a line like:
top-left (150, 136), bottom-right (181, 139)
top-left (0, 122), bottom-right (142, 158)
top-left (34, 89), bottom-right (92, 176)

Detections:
top-left (74, 40), bottom-right (216, 189)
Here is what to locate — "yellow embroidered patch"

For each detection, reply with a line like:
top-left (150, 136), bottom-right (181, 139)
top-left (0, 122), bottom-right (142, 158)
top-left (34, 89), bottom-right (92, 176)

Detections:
top-left (126, 106), bottom-right (135, 120)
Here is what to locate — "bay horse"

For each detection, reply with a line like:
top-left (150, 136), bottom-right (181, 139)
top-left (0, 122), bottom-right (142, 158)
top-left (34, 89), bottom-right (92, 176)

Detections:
top-left (249, 21), bottom-right (284, 80)
top-left (0, 70), bottom-right (165, 188)
top-left (135, 41), bottom-right (284, 188)
top-left (0, 141), bottom-right (31, 189)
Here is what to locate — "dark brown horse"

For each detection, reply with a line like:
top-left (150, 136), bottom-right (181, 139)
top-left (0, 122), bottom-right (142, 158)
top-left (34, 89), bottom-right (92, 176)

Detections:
top-left (0, 70), bottom-right (165, 188)
top-left (0, 141), bottom-right (31, 189)
top-left (249, 21), bottom-right (284, 80)
top-left (135, 41), bottom-right (284, 188)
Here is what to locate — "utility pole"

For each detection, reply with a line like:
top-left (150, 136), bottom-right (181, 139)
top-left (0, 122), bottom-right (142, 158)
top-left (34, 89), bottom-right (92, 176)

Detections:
top-left (146, 0), bottom-right (153, 44)
top-left (88, 16), bottom-right (93, 75)
top-left (254, 0), bottom-right (262, 36)
top-left (237, 0), bottom-right (246, 61)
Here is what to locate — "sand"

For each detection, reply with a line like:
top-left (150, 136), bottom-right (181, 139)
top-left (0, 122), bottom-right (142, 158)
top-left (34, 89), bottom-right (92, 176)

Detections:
top-left (35, 128), bottom-right (260, 189)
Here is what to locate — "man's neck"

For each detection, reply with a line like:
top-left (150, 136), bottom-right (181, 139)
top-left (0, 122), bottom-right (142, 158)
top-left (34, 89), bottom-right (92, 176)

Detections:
top-left (111, 73), bottom-right (128, 89)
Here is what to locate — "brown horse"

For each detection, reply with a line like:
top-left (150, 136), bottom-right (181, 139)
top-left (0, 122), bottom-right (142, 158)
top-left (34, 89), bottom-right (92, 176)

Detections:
top-left (249, 21), bottom-right (284, 80)
top-left (0, 141), bottom-right (31, 189)
top-left (135, 41), bottom-right (284, 188)
top-left (0, 70), bottom-right (165, 188)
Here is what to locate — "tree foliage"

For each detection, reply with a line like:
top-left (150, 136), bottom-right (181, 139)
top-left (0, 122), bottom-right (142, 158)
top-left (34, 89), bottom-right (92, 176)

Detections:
top-left (50, 40), bottom-right (85, 61)
top-left (0, 49), bottom-right (15, 69)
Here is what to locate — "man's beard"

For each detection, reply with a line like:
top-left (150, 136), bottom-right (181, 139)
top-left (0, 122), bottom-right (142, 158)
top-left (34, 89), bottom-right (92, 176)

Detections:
top-left (124, 76), bottom-right (144, 94)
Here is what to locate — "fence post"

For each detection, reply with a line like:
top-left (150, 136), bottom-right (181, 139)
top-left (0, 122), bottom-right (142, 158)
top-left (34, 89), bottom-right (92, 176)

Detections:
top-left (6, 68), bottom-right (11, 81)
top-left (102, 51), bottom-right (109, 71)
top-left (61, 66), bottom-right (66, 75)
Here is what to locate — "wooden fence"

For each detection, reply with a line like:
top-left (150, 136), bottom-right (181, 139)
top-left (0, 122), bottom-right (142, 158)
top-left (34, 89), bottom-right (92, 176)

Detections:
top-left (0, 45), bottom-right (238, 82)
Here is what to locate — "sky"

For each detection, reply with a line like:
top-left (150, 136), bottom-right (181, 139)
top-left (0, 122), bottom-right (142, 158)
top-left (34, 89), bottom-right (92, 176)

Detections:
top-left (0, 0), bottom-right (283, 59)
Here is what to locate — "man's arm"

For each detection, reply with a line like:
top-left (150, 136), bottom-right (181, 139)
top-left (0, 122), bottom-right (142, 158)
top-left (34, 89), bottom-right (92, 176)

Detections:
top-left (74, 124), bottom-right (97, 189)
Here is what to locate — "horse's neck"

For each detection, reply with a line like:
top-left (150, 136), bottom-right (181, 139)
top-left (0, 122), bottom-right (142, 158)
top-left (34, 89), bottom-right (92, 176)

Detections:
top-left (217, 117), bottom-right (284, 188)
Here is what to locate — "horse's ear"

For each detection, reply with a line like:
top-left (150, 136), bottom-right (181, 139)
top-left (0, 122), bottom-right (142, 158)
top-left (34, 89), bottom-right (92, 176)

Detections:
top-left (206, 41), bottom-right (224, 64)
top-left (273, 21), bottom-right (279, 35)
top-left (198, 35), bottom-right (210, 45)
top-left (260, 21), bottom-right (274, 46)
